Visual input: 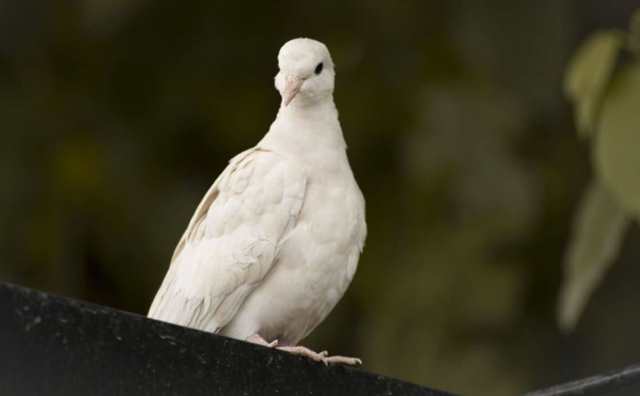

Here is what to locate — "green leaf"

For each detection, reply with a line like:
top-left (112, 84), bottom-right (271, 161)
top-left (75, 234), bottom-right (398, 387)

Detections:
top-left (558, 181), bottom-right (630, 331)
top-left (564, 31), bottom-right (624, 139)
top-left (594, 63), bottom-right (640, 217)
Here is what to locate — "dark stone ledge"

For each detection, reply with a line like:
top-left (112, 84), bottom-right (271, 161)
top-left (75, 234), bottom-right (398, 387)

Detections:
top-left (525, 363), bottom-right (640, 396)
top-left (0, 281), bottom-right (453, 396)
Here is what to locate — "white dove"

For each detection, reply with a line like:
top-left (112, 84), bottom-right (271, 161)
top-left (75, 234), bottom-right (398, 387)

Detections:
top-left (148, 38), bottom-right (366, 365)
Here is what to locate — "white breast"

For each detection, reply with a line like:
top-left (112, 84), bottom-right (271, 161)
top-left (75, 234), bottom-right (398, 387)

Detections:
top-left (221, 162), bottom-right (366, 345)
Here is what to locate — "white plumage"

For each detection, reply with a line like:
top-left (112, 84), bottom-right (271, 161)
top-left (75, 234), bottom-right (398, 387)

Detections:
top-left (148, 38), bottom-right (366, 364)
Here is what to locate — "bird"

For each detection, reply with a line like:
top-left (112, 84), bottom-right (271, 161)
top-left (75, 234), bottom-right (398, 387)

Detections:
top-left (148, 38), bottom-right (367, 365)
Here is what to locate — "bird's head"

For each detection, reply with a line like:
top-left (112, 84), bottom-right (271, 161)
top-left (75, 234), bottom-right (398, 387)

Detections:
top-left (275, 38), bottom-right (335, 108)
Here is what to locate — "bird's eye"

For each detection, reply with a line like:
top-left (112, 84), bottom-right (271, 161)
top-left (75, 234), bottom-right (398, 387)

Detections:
top-left (314, 62), bottom-right (324, 75)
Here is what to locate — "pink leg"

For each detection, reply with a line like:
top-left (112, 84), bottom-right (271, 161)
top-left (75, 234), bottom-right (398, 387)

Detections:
top-left (277, 345), bottom-right (362, 366)
top-left (246, 334), bottom-right (278, 348)
top-left (277, 345), bottom-right (328, 362)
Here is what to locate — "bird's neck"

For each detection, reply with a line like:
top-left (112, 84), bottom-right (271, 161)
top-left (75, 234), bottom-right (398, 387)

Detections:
top-left (259, 98), bottom-right (347, 157)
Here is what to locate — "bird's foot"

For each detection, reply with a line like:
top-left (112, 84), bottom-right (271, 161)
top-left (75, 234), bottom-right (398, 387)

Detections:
top-left (277, 345), bottom-right (362, 366)
top-left (246, 334), bottom-right (279, 348)
top-left (247, 336), bottom-right (361, 365)
top-left (322, 355), bottom-right (362, 365)
top-left (277, 345), bottom-right (328, 362)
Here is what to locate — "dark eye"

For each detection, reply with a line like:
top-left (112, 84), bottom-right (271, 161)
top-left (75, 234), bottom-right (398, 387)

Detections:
top-left (314, 62), bottom-right (324, 75)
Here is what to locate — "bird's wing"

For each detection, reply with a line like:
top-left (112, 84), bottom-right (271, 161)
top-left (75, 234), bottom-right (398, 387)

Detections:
top-left (148, 147), bottom-right (307, 333)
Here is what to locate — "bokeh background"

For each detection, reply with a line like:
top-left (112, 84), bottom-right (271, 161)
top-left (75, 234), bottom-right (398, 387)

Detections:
top-left (1, 1), bottom-right (640, 395)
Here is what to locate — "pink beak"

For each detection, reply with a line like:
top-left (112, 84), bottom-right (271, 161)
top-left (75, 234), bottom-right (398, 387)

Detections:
top-left (282, 76), bottom-right (304, 106)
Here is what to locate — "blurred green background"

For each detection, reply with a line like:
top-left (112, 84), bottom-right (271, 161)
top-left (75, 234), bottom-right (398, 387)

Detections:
top-left (1, 1), bottom-right (640, 395)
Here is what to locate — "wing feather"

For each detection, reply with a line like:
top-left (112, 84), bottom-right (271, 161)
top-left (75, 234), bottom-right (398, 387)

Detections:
top-left (148, 147), bottom-right (306, 333)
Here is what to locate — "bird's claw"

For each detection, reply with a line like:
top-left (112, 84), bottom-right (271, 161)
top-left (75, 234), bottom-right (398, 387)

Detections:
top-left (277, 345), bottom-right (361, 366)
top-left (321, 355), bottom-right (362, 365)
top-left (250, 336), bottom-right (361, 366)
top-left (277, 345), bottom-right (327, 362)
